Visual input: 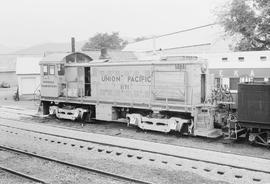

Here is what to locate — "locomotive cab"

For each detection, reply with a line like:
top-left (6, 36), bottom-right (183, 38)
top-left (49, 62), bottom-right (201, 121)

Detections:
top-left (40, 61), bottom-right (61, 97)
top-left (40, 52), bottom-right (93, 98)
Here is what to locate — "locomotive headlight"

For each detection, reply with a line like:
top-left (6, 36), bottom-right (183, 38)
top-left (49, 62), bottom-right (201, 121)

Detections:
top-left (201, 63), bottom-right (207, 73)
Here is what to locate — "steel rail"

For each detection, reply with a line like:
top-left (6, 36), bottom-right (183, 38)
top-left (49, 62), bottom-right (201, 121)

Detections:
top-left (0, 145), bottom-right (153, 184)
top-left (0, 121), bottom-right (270, 175)
top-left (0, 165), bottom-right (48, 184)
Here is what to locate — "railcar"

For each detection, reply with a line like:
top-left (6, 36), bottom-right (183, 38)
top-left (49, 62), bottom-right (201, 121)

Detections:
top-left (40, 51), bottom-right (222, 138)
top-left (227, 82), bottom-right (270, 146)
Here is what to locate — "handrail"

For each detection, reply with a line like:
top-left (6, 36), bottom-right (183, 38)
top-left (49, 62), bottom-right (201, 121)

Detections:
top-left (33, 83), bottom-right (41, 101)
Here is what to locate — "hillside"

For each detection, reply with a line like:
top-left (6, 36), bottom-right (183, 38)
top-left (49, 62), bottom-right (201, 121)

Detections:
top-left (0, 44), bottom-right (17, 54)
top-left (13, 41), bottom-right (87, 55)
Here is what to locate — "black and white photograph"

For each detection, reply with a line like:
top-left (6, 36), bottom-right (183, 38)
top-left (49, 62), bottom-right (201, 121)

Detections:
top-left (0, 0), bottom-right (269, 183)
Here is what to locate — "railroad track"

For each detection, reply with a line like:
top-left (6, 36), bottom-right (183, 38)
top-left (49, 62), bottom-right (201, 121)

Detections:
top-left (0, 124), bottom-right (269, 184)
top-left (0, 145), bottom-right (153, 184)
top-left (0, 119), bottom-right (269, 175)
top-left (0, 116), bottom-right (270, 183)
top-left (0, 165), bottom-right (47, 184)
top-left (0, 113), bottom-right (268, 160)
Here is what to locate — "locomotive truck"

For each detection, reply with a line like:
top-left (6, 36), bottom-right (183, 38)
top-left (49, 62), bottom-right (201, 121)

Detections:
top-left (40, 51), bottom-right (223, 138)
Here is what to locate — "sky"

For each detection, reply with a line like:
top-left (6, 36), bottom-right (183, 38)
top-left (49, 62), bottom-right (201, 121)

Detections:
top-left (0, 0), bottom-right (226, 48)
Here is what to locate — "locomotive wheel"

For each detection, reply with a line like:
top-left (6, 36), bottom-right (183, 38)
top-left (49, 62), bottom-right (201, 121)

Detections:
top-left (76, 112), bottom-right (82, 122)
top-left (245, 130), bottom-right (250, 142)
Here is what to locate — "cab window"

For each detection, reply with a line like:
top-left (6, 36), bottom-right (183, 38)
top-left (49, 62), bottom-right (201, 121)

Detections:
top-left (49, 65), bottom-right (55, 75)
top-left (43, 65), bottom-right (48, 75)
top-left (57, 64), bottom-right (65, 75)
top-left (66, 55), bottom-right (75, 63)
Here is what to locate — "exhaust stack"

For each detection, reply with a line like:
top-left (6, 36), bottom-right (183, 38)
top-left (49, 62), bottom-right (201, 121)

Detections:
top-left (99, 48), bottom-right (111, 59)
top-left (71, 37), bottom-right (75, 52)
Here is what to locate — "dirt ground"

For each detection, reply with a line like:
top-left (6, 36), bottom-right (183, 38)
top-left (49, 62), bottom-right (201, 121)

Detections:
top-left (0, 124), bottom-right (231, 184)
top-left (0, 87), bottom-right (39, 110)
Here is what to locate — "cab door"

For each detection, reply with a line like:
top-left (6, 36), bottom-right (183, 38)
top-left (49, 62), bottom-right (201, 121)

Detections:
top-left (65, 66), bottom-right (84, 97)
top-left (84, 67), bottom-right (91, 96)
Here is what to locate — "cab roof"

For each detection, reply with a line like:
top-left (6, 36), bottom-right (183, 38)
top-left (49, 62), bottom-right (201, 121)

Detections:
top-left (40, 52), bottom-right (92, 64)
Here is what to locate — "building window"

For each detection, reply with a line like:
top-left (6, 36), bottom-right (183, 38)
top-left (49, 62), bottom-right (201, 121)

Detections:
top-left (221, 57), bottom-right (228, 62)
top-left (57, 64), bottom-right (65, 75)
top-left (214, 78), bottom-right (221, 88)
top-left (253, 78), bottom-right (264, 82)
top-left (229, 78), bottom-right (240, 90)
top-left (238, 57), bottom-right (244, 62)
top-left (260, 56), bottom-right (267, 61)
top-left (43, 65), bottom-right (48, 75)
top-left (49, 65), bottom-right (55, 75)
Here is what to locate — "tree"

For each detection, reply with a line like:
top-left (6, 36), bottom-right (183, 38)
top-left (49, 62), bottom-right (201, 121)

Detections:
top-left (82, 32), bottom-right (128, 51)
top-left (217, 0), bottom-right (270, 51)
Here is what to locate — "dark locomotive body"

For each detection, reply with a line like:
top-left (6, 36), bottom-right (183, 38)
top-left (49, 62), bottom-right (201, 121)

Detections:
top-left (236, 82), bottom-right (270, 145)
top-left (238, 83), bottom-right (270, 128)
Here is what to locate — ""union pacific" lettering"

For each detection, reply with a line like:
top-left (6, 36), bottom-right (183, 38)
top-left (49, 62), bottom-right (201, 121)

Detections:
top-left (101, 75), bottom-right (151, 83)
top-left (127, 75), bottom-right (151, 83)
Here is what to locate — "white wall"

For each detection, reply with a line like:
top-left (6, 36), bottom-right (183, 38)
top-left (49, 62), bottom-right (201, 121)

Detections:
top-left (17, 74), bottom-right (40, 95)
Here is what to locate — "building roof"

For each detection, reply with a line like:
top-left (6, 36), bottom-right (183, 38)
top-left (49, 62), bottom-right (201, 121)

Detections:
top-left (16, 56), bottom-right (42, 75)
top-left (0, 55), bottom-right (17, 72)
top-left (123, 24), bottom-right (231, 53)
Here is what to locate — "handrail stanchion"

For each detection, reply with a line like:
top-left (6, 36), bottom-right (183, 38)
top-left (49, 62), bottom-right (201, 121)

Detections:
top-left (66, 82), bottom-right (68, 102)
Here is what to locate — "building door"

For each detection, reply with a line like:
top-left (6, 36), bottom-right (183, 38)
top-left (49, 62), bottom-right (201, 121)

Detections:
top-left (85, 67), bottom-right (91, 96)
top-left (20, 76), bottom-right (37, 95)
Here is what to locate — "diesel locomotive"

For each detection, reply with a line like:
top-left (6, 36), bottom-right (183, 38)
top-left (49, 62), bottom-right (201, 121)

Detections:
top-left (40, 51), bottom-right (223, 138)
top-left (39, 50), bottom-right (270, 145)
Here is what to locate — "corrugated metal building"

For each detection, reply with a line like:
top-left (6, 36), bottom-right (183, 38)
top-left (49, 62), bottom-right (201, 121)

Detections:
top-left (204, 51), bottom-right (270, 91)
